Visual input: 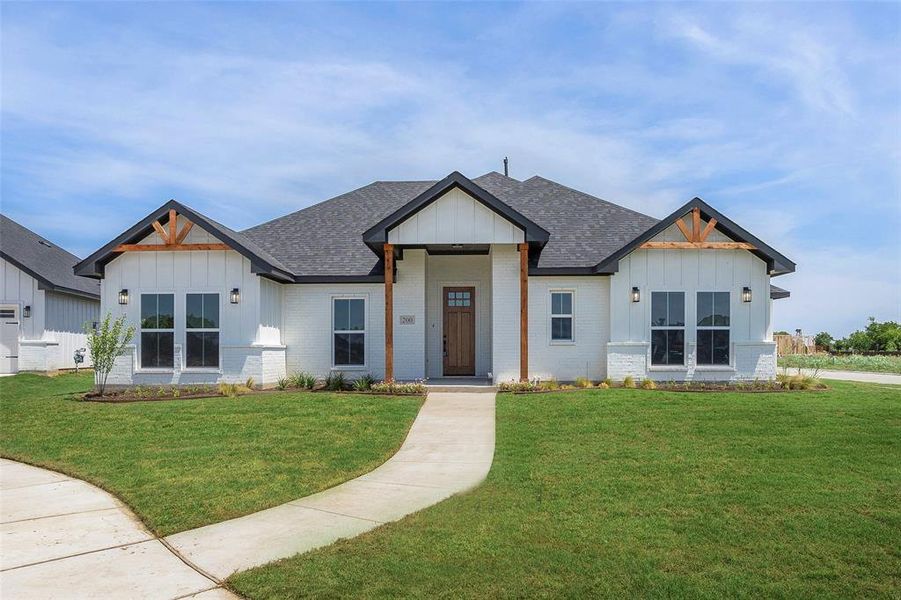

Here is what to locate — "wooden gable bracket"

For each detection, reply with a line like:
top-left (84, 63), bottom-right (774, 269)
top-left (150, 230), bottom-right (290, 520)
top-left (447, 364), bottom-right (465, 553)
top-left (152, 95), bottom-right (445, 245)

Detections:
top-left (640, 207), bottom-right (756, 250)
top-left (114, 209), bottom-right (230, 252)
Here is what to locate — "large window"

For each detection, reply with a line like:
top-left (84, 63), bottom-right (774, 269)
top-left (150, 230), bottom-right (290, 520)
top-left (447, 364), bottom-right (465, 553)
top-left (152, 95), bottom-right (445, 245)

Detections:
top-left (186, 293), bottom-right (220, 368)
top-left (697, 292), bottom-right (730, 365)
top-left (651, 292), bottom-right (684, 366)
top-left (333, 298), bottom-right (365, 366)
top-left (140, 294), bottom-right (174, 368)
top-left (550, 291), bottom-right (574, 342)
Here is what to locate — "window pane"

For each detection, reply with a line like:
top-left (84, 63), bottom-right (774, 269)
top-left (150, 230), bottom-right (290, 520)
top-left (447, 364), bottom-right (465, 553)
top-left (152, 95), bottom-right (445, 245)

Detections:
top-left (348, 299), bottom-right (365, 331)
top-left (651, 293), bottom-right (667, 327)
top-left (334, 333), bottom-right (350, 365)
top-left (334, 299), bottom-right (349, 331)
top-left (186, 294), bottom-right (203, 329)
top-left (348, 333), bottom-right (365, 365)
top-left (141, 295), bottom-right (158, 329)
top-left (668, 292), bottom-right (685, 327)
top-left (651, 329), bottom-right (668, 365)
top-left (551, 292), bottom-right (571, 316)
top-left (551, 317), bottom-right (572, 341)
top-left (712, 330), bottom-right (730, 364)
top-left (204, 294), bottom-right (219, 328)
top-left (186, 332), bottom-right (203, 367)
top-left (697, 330), bottom-right (712, 365)
top-left (713, 292), bottom-right (730, 327)
top-left (697, 292), bottom-right (714, 327)
top-left (141, 332), bottom-right (173, 368)
top-left (667, 329), bottom-right (685, 365)
top-left (158, 294), bottom-right (174, 329)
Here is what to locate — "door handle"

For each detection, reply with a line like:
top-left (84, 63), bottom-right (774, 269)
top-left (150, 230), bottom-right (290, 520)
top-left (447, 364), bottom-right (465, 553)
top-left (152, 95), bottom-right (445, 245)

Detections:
top-left (443, 335), bottom-right (448, 357)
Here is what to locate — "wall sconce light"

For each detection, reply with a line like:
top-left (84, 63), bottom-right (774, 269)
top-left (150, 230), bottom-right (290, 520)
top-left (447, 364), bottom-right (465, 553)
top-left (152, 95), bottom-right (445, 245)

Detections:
top-left (742, 286), bottom-right (752, 303)
top-left (631, 286), bottom-right (640, 303)
top-left (23, 305), bottom-right (31, 318)
top-left (118, 289), bottom-right (129, 305)
top-left (230, 288), bottom-right (241, 304)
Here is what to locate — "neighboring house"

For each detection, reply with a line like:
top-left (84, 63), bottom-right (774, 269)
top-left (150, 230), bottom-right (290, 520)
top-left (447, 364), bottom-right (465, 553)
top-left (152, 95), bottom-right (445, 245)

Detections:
top-left (1, 215), bottom-right (101, 374)
top-left (74, 171), bottom-right (794, 388)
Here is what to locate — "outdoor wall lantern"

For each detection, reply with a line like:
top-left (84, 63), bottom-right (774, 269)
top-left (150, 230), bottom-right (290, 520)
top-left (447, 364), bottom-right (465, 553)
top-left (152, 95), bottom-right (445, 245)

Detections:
top-left (230, 288), bottom-right (241, 304)
top-left (118, 289), bottom-right (129, 305)
top-left (23, 305), bottom-right (31, 318)
top-left (631, 286), bottom-right (641, 303)
top-left (742, 286), bottom-right (752, 303)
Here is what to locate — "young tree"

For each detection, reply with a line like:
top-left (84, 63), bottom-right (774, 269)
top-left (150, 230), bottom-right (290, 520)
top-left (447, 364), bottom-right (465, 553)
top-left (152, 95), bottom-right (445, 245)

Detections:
top-left (85, 313), bottom-right (135, 396)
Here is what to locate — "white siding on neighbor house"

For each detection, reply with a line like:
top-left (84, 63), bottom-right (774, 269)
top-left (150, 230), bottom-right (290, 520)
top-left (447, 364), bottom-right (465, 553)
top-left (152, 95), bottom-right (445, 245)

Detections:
top-left (45, 291), bottom-right (100, 369)
top-left (283, 284), bottom-right (386, 380)
top-left (425, 253), bottom-right (492, 378)
top-left (490, 244), bottom-right (520, 383)
top-left (101, 222), bottom-right (285, 388)
top-left (527, 276), bottom-right (610, 382)
top-left (395, 249), bottom-right (426, 380)
top-left (388, 187), bottom-right (525, 245)
top-left (607, 220), bottom-right (774, 381)
top-left (1, 257), bottom-right (45, 342)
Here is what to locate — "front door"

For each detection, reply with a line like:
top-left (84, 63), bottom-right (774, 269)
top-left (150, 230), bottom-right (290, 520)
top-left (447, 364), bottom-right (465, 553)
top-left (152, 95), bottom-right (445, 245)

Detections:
top-left (443, 287), bottom-right (475, 376)
top-left (0, 305), bottom-right (20, 374)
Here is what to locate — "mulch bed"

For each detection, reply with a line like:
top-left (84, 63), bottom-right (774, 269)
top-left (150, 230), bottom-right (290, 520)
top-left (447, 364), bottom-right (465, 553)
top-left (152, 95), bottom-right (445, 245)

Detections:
top-left (82, 387), bottom-right (425, 403)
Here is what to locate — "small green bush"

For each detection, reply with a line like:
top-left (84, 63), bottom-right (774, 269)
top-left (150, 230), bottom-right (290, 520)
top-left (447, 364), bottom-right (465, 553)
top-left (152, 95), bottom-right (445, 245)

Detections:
top-left (574, 377), bottom-right (593, 388)
top-left (371, 381), bottom-right (427, 394)
top-left (498, 380), bottom-right (540, 392)
top-left (353, 374), bottom-right (375, 391)
top-left (325, 371), bottom-right (347, 391)
top-left (218, 383), bottom-right (241, 398)
top-left (289, 372), bottom-right (316, 390)
top-left (276, 377), bottom-right (290, 390)
top-left (640, 378), bottom-right (657, 390)
top-left (540, 378), bottom-right (560, 391)
top-left (623, 376), bottom-right (636, 388)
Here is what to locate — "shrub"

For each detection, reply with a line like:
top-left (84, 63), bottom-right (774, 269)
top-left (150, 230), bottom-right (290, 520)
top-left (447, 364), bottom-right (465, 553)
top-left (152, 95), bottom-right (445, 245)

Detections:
top-left (540, 378), bottom-right (560, 391)
top-left (602, 378), bottom-right (612, 387)
top-left (623, 376), bottom-right (636, 388)
top-left (218, 383), bottom-right (241, 397)
top-left (276, 377), bottom-right (290, 390)
top-left (325, 371), bottom-right (347, 391)
top-left (171, 388), bottom-right (180, 399)
top-left (498, 380), bottom-right (540, 392)
top-left (640, 378), bottom-right (657, 390)
top-left (245, 377), bottom-right (256, 390)
top-left (353, 374), bottom-right (375, 391)
top-left (289, 372), bottom-right (316, 390)
top-left (371, 381), bottom-right (427, 394)
top-left (574, 377), bottom-right (593, 388)
top-left (84, 313), bottom-right (136, 396)
top-left (597, 382), bottom-right (610, 389)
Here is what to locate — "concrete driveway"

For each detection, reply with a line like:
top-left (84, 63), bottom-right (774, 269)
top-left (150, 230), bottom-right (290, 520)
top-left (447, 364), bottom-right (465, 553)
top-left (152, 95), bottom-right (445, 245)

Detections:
top-left (783, 367), bottom-right (901, 385)
top-left (0, 459), bottom-right (236, 600)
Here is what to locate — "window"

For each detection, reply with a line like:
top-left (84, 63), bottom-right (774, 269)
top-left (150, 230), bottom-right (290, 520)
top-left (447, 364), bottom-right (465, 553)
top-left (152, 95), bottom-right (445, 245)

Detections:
top-left (697, 292), bottom-right (730, 365)
top-left (186, 293), bottom-right (220, 368)
top-left (333, 298), bottom-right (365, 366)
top-left (140, 294), bottom-right (174, 368)
top-left (447, 290), bottom-right (471, 307)
top-left (550, 291), bottom-right (573, 342)
top-left (651, 292), bottom-right (684, 365)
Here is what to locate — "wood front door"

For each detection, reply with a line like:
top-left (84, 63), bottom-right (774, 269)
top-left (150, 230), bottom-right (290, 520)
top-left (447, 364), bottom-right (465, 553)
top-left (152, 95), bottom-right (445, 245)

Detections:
top-left (443, 287), bottom-right (475, 376)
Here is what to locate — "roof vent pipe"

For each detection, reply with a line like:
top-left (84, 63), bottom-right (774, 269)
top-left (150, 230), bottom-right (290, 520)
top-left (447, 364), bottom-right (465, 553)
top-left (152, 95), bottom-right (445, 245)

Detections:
top-left (503, 157), bottom-right (509, 177)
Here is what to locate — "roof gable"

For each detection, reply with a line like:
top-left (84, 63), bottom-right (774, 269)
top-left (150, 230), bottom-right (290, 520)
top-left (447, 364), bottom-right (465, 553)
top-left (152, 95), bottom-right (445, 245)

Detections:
top-left (362, 171), bottom-right (549, 254)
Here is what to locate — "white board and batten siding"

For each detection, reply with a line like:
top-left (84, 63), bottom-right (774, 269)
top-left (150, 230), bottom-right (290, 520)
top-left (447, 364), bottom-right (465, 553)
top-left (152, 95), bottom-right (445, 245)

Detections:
top-left (608, 221), bottom-right (775, 382)
top-left (102, 220), bottom-right (285, 388)
top-left (387, 187), bottom-right (525, 245)
top-left (1, 256), bottom-right (99, 372)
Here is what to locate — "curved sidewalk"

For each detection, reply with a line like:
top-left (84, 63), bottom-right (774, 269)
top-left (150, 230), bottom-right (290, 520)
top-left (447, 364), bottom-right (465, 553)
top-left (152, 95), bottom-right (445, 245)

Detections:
top-left (166, 391), bottom-right (495, 580)
top-left (0, 459), bottom-right (233, 600)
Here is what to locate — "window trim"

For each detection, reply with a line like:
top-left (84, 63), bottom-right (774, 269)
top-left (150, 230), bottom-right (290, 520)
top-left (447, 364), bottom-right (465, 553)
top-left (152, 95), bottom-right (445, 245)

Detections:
top-left (184, 292), bottom-right (221, 370)
top-left (331, 295), bottom-right (368, 370)
top-left (649, 290), bottom-right (686, 367)
top-left (695, 290), bottom-right (732, 367)
top-left (139, 292), bottom-right (175, 371)
top-left (548, 289), bottom-right (575, 345)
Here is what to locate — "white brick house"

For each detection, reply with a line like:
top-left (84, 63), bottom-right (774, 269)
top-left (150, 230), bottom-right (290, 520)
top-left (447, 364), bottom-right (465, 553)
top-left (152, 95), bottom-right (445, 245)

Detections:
top-left (74, 171), bottom-right (794, 387)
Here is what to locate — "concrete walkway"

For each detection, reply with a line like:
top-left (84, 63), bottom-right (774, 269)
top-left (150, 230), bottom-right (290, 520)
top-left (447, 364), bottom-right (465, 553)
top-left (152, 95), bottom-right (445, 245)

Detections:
top-left (0, 459), bottom-right (235, 600)
top-left (166, 391), bottom-right (495, 579)
top-left (784, 367), bottom-right (901, 385)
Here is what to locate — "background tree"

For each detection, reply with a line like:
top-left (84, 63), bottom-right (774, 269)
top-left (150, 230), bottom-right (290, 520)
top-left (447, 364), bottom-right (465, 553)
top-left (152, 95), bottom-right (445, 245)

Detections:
top-left (85, 313), bottom-right (135, 396)
top-left (814, 331), bottom-right (834, 350)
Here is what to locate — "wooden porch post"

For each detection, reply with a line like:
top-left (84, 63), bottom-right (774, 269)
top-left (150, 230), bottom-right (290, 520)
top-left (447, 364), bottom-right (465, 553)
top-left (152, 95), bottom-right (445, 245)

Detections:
top-left (519, 243), bottom-right (529, 381)
top-left (384, 243), bottom-right (394, 382)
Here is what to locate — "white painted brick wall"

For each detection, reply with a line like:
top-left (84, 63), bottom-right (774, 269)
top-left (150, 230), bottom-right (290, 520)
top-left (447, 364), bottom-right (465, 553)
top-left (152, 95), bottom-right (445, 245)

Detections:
top-left (606, 342), bottom-right (648, 381)
top-left (490, 245), bottom-right (520, 383)
top-left (17, 341), bottom-right (59, 372)
top-left (606, 341), bottom-right (777, 382)
top-left (283, 284), bottom-right (385, 380)
top-left (394, 250), bottom-right (426, 380)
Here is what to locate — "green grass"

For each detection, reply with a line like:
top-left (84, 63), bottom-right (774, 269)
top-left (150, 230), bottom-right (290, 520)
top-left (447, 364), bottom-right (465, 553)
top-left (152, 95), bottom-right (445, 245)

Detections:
top-left (0, 372), bottom-right (422, 536)
top-left (231, 382), bottom-right (901, 599)
top-left (779, 353), bottom-right (901, 374)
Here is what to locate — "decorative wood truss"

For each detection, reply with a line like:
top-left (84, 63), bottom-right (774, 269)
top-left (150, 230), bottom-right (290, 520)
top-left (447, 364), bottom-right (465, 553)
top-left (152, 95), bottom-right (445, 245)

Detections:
top-left (114, 209), bottom-right (230, 252)
top-left (639, 207), bottom-right (756, 250)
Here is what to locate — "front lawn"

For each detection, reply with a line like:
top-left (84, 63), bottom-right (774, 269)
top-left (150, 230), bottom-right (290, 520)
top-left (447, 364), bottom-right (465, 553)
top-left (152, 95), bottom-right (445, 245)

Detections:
top-left (0, 372), bottom-right (422, 536)
top-left (232, 382), bottom-right (901, 599)
top-left (779, 353), bottom-right (901, 374)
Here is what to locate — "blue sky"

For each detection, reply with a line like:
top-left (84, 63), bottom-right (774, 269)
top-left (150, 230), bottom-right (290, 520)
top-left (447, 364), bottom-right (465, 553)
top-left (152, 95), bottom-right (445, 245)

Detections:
top-left (1, 2), bottom-right (899, 336)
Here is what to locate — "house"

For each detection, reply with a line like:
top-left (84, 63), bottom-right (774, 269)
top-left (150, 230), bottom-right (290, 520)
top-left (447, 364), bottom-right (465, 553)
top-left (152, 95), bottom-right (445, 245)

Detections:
top-left (1, 215), bottom-right (101, 374)
top-left (73, 171), bottom-right (794, 388)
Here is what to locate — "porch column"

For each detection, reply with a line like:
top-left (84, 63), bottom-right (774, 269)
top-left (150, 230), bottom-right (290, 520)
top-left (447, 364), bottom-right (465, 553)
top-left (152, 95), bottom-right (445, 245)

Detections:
top-left (384, 243), bottom-right (394, 382)
top-left (519, 242), bottom-right (529, 381)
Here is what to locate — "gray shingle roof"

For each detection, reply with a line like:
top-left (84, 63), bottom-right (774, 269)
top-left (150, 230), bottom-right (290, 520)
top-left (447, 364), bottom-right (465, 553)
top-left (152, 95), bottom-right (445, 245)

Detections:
top-left (0, 214), bottom-right (101, 299)
top-left (243, 172), bottom-right (659, 277)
